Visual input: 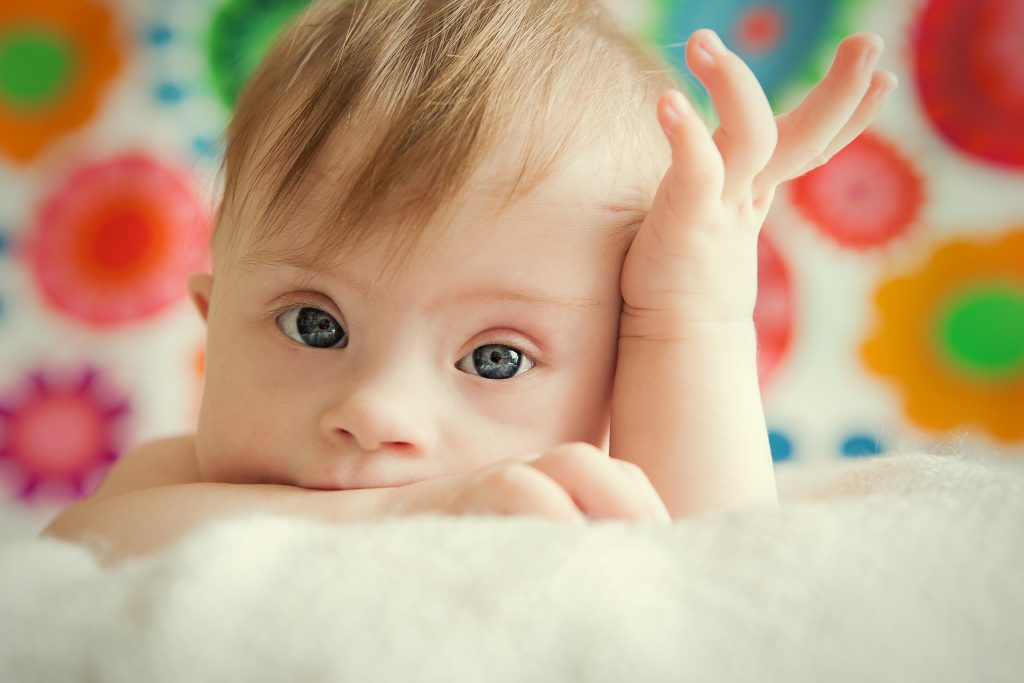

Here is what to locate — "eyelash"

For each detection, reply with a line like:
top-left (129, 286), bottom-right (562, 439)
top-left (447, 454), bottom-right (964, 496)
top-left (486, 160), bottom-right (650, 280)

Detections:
top-left (275, 303), bottom-right (348, 349)
top-left (270, 301), bottom-right (324, 324)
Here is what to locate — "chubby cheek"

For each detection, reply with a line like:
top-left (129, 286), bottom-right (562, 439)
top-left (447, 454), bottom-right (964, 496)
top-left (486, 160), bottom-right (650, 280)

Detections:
top-left (194, 328), bottom-right (310, 483)
top-left (541, 309), bottom-right (620, 449)
top-left (543, 334), bottom-right (617, 449)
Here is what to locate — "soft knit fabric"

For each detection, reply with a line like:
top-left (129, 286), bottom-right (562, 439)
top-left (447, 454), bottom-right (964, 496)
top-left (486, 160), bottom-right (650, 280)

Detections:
top-left (2, 453), bottom-right (1022, 682)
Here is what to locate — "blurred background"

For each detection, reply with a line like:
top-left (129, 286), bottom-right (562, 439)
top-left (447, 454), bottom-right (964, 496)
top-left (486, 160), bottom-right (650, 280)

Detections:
top-left (0, 0), bottom-right (1021, 539)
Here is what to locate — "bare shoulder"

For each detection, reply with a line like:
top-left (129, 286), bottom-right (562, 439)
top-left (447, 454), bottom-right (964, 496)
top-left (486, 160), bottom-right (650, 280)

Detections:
top-left (91, 434), bottom-right (201, 501)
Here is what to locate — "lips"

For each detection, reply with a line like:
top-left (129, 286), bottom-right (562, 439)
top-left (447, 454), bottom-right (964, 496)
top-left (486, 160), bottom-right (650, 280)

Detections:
top-left (297, 458), bottom-right (436, 491)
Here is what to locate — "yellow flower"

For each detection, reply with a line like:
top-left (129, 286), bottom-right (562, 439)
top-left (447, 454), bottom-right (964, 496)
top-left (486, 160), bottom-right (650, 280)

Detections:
top-left (862, 229), bottom-right (1024, 442)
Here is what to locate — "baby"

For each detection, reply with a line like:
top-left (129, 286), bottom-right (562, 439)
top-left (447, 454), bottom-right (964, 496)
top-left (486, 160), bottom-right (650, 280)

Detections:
top-left (45, 0), bottom-right (894, 563)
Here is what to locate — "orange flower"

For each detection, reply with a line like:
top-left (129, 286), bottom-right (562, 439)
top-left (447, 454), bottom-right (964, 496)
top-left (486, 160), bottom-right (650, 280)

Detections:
top-left (0, 0), bottom-right (122, 163)
top-left (862, 229), bottom-right (1024, 442)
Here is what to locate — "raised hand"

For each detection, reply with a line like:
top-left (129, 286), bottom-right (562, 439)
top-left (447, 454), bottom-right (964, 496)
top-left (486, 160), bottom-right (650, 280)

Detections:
top-left (619, 29), bottom-right (897, 332)
top-left (610, 31), bottom-right (896, 517)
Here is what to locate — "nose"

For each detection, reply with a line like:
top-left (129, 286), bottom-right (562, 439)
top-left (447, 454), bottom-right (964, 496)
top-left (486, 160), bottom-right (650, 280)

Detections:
top-left (318, 371), bottom-right (436, 456)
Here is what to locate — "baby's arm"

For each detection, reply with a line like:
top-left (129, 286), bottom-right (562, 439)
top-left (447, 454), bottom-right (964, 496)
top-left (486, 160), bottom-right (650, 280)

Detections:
top-left (610, 30), bottom-right (896, 517)
top-left (43, 436), bottom-right (390, 563)
top-left (45, 438), bottom-right (668, 564)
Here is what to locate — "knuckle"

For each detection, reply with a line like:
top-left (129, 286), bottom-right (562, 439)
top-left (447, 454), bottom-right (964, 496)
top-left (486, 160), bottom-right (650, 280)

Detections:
top-left (615, 461), bottom-right (656, 492)
top-left (480, 465), bottom-right (573, 519)
top-left (804, 143), bottom-right (831, 168)
top-left (484, 463), bottom-right (532, 491)
top-left (481, 463), bottom-right (550, 506)
top-left (549, 441), bottom-right (603, 463)
top-left (615, 459), bottom-right (648, 479)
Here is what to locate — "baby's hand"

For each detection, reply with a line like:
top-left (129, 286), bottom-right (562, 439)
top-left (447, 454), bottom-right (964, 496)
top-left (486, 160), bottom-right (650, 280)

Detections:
top-left (620, 30), bottom-right (896, 334)
top-left (382, 443), bottom-right (671, 524)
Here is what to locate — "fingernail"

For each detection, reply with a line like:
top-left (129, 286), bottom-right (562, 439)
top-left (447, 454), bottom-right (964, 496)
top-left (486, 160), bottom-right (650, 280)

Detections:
top-left (693, 44), bottom-right (713, 66)
top-left (874, 72), bottom-right (898, 102)
top-left (668, 90), bottom-right (690, 117)
top-left (660, 92), bottom-right (687, 140)
top-left (862, 40), bottom-right (882, 69)
top-left (703, 31), bottom-right (726, 55)
top-left (690, 30), bottom-right (723, 66)
top-left (661, 109), bottom-right (677, 142)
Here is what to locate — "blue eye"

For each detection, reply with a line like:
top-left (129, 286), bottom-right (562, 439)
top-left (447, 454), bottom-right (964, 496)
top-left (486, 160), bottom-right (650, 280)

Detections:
top-left (276, 307), bottom-right (348, 349)
top-left (456, 344), bottom-right (534, 380)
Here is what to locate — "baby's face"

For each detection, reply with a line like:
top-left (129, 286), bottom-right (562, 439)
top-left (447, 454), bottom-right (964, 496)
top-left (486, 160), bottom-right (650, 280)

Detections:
top-left (192, 139), bottom-right (663, 489)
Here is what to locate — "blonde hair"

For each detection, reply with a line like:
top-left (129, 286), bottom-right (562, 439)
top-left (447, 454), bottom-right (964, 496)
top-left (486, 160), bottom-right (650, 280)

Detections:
top-left (217, 0), bottom-right (676, 273)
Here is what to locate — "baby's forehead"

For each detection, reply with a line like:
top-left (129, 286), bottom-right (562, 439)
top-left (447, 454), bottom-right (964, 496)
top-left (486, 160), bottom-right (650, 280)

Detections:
top-left (232, 191), bottom-right (644, 316)
top-left (235, 160), bottom-right (650, 277)
top-left (221, 91), bottom-right (668, 280)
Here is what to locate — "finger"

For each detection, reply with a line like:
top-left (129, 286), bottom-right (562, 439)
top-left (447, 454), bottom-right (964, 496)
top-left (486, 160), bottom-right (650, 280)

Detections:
top-left (754, 33), bottom-right (884, 194)
top-left (650, 89), bottom-right (724, 238)
top-left (611, 459), bottom-right (671, 525)
top-left (480, 463), bottom-right (586, 523)
top-left (685, 29), bottom-right (777, 204)
top-left (790, 69), bottom-right (898, 178)
top-left (529, 444), bottom-right (667, 523)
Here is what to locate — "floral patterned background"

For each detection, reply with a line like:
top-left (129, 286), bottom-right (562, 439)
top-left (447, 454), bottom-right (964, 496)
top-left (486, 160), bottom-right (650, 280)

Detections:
top-left (1, 0), bottom-right (1021, 539)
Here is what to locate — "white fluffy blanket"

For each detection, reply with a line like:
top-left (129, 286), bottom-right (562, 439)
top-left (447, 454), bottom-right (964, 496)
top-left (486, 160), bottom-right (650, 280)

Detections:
top-left (2, 453), bottom-right (1023, 682)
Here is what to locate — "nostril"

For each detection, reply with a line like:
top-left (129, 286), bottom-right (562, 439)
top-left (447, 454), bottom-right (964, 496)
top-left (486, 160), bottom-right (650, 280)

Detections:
top-left (334, 429), bottom-right (416, 453)
top-left (335, 429), bottom-right (365, 446)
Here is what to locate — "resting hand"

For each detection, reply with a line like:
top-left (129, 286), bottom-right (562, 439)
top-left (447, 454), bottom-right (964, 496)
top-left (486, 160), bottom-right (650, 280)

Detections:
top-left (382, 443), bottom-right (671, 524)
top-left (619, 29), bottom-right (897, 333)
